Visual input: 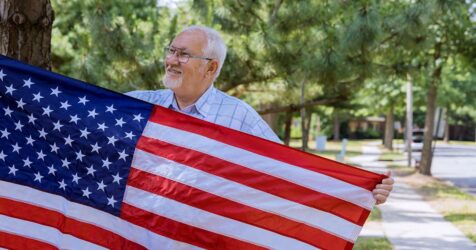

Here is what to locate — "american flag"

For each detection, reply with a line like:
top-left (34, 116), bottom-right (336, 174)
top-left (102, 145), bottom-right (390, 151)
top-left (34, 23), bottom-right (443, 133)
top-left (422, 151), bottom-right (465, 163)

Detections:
top-left (0, 55), bottom-right (385, 250)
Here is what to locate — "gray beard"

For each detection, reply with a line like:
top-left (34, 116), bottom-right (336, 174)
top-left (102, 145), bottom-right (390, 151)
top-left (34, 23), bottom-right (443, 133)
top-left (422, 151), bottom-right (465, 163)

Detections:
top-left (162, 73), bottom-right (183, 89)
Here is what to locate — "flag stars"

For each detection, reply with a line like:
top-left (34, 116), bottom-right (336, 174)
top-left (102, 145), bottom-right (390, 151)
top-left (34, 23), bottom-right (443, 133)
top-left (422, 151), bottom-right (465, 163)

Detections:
top-left (8, 165), bottom-right (18, 176)
top-left (107, 195), bottom-right (117, 207)
top-left (5, 84), bottom-right (16, 95)
top-left (34, 172), bottom-right (44, 183)
top-left (0, 151), bottom-right (7, 161)
top-left (60, 101), bottom-right (71, 110)
top-left (23, 78), bottom-right (35, 88)
top-left (79, 128), bottom-right (90, 139)
top-left (82, 187), bottom-right (92, 198)
top-left (72, 173), bottom-right (81, 184)
top-left (23, 157), bottom-right (33, 168)
top-left (90, 143), bottom-right (101, 153)
top-left (0, 69), bottom-right (6, 81)
top-left (11, 143), bottom-right (21, 153)
top-left (58, 179), bottom-right (67, 190)
top-left (47, 165), bottom-right (57, 176)
top-left (97, 123), bottom-right (108, 131)
top-left (124, 131), bottom-right (135, 140)
top-left (50, 143), bottom-right (59, 153)
top-left (112, 173), bottom-right (122, 184)
top-left (3, 106), bottom-right (13, 117)
top-left (64, 135), bottom-right (74, 147)
top-left (115, 117), bottom-right (126, 127)
top-left (102, 158), bottom-right (112, 169)
top-left (75, 150), bottom-right (85, 162)
top-left (1, 128), bottom-right (10, 139)
top-left (118, 150), bottom-right (128, 161)
top-left (133, 113), bottom-right (144, 122)
top-left (107, 136), bottom-right (118, 146)
top-left (32, 92), bottom-right (44, 102)
top-left (78, 96), bottom-right (89, 105)
top-left (38, 128), bottom-right (48, 139)
top-left (27, 113), bottom-right (37, 124)
top-left (53, 120), bottom-right (63, 131)
top-left (37, 150), bottom-right (46, 161)
top-left (14, 120), bottom-right (24, 131)
top-left (42, 106), bottom-right (53, 117)
top-left (86, 165), bottom-right (96, 176)
top-left (69, 114), bottom-right (81, 124)
top-left (97, 180), bottom-right (107, 192)
top-left (61, 158), bottom-right (71, 168)
top-left (25, 135), bottom-right (35, 146)
top-left (16, 98), bottom-right (26, 109)
top-left (106, 104), bottom-right (116, 113)
top-left (50, 87), bottom-right (62, 97)
top-left (88, 109), bottom-right (99, 119)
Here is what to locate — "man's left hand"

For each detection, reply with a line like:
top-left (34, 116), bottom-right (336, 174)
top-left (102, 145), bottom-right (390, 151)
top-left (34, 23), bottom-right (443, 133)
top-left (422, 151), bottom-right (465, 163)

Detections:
top-left (373, 171), bottom-right (394, 205)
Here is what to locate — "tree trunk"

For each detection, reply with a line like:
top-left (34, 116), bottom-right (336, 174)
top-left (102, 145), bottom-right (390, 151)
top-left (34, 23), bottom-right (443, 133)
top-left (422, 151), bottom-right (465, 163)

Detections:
top-left (420, 43), bottom-right (442, 176)
top-left (384, 105), bottom-right (394, 150)
top-left (283, 112), bottom-right (292, 146)
top-left (333, 111), bottom-right (340, 142)
top-left (300, 80), bottom-right (307, 151)
top-left (301, 110), bottom-right (312, 150)
top-left (0, 0), bottom-right (54, 69)
top-left (443, 113), bottom-right (450, 143)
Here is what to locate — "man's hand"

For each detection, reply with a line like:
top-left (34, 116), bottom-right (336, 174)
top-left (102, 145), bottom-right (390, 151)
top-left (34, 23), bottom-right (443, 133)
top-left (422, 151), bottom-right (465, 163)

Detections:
top-left (373, 171), bottom-right (394, 205)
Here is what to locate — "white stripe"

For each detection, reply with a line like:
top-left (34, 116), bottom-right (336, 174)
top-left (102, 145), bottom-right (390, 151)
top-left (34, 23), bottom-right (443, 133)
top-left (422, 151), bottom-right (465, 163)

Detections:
top-left (0, 181), bottom-right (201, 250)
top-left (143, 122), bottom-right (375, 210)
top-left (133, 148), bottom-right (361, 241)
top-left (0, 214), bottom-right (106, 250)
top-left (124, 186), bottom-right (317, 250)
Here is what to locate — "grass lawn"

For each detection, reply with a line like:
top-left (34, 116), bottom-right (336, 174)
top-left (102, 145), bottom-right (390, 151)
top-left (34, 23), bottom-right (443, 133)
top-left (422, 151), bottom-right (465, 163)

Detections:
top-left (390, 164), bottom-right (476, 243)
top-left (289, 139), bottom-right (374, 160)
top-left (354, 237), bottom-right (393, 250)
top-left (378, 148), bottom-right (405, 162)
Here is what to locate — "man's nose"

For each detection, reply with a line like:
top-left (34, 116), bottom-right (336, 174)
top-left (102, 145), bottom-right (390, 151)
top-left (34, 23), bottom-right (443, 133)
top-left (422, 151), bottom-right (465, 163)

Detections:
top-left (165, 53), bottom-right (180, 66)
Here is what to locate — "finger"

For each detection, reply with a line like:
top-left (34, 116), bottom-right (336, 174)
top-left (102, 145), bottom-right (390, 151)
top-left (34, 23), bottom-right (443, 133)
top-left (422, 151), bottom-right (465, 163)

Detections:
top-left (382, 177), bottom-right (395, 185)
top-left (375, 184), bottom-right (393, 191)
top-left (374, 194), bottom-right (387, 205)
top-left (385, 170), bottom-right (392, 177)
top-left (373, 189), bottom-right (390, 197)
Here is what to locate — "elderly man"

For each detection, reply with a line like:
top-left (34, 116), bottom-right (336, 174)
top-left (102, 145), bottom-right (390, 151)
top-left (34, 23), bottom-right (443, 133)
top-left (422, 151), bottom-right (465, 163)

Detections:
top-left (127, 25), bottom-right (393, 204)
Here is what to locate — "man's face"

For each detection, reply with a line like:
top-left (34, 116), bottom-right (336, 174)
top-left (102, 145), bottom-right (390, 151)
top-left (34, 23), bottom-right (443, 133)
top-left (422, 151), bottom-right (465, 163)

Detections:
top-left (163, 30), bottom-right (212, 98)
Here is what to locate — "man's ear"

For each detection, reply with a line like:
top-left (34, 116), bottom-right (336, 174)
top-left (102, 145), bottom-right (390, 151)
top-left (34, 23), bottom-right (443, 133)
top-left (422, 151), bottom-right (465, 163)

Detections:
top-left (206, 60), bottom-right (219, 78)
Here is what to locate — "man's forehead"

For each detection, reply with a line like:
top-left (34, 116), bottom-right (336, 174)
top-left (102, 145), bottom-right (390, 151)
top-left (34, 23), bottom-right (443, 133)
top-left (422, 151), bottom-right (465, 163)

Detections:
top-left (171, 31), bottom-right (206, 52)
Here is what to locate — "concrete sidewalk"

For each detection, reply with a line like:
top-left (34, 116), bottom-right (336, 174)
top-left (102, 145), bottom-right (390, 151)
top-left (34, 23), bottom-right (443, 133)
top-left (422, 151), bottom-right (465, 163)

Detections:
top-left (351, 142), bottom-right (476, 250)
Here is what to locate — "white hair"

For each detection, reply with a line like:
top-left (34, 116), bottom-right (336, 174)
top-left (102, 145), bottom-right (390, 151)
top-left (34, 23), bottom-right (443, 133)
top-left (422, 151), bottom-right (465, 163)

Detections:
top-left (181, 25), bottom-right (227, 82)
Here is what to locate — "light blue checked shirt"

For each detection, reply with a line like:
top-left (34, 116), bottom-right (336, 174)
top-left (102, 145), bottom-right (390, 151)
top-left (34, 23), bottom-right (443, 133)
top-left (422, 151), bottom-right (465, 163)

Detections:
top-left (126, 86), bottom-right (281, 143)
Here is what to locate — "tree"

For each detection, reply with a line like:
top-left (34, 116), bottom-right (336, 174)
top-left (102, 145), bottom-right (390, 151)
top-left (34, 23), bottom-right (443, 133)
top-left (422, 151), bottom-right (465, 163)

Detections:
top-left (0, 0), bottom-right (54, 69)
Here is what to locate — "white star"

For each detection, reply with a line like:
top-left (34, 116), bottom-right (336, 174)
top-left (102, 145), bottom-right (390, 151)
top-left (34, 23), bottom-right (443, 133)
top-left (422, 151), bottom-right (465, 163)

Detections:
top-left (58, 179), bottom-right (67, 190)
top-left (91, 143), bottom-right (101, 153)
top-left (106, 104), bottom-right (116, 113)
top-left (69, 114), bottom-right (81, 124)
top-left (64, 135), bottom-right (74, 146)
top-left (61, 158), bottom-right (71, 168)
top-left (16, 98), bottom-right (26, 109)
top-left (26, 135), bottom-right (35, 145)
top-left (1, 128), bottom-right (10, 139)
top-left (97, 123), bottom-right (108, 131)
top-left (75, 150), bottom-right (85, 161)
top-left (23, 78), bottom-right (35, 88)
top-left (11, 143), bottom-right (21, 153)
top-left (52, 120), bottom-right (63, 131)
top-left (14, 120), bottom-right (24, 131)
top-left (133, 113), bottom-right (144, 122)
top-left (50, 87), bottom-right (62, 97)
top-left (47, 165), bottom-right (57, 175)
top-left (32, 92), bottom-right (43, 102)
top-left (107, 136), bottom-right (118, 146)
top-left (0, 151), bottom-right (6, 161)
top-left (124, 131), bottom-right (135, 140)
top-left (97, 180), bottom-right (107, 192)
top-left (72, 173), bottom-right (81, 184)
top-left (42, 106), bottom-right (53, 117)
top-left (34, 172), bottom-right (44, 183)
top-left (115, 117), bottom-right (126, 127)
top-left (78, 96), bottom-right (89, 105)
top-left (50, 143), bottom-right (59, 153)
top-left (0, 69), bottom-right (6, 81)
top-left (112, 173), bottom-right (122, 184)
top-left (27, 113), bottom-right (37, 124)
top-left (88, 109), bottom-right (98, 118)
top-left (8, 165), bottom-right (18, 176)
top-left (107, 195), bottom-right (117, 207)
top-left (60, 101), bottom-right (71, 110)
top-left (118, 150), bottom-right (128, 161)
top-left (38, 128), bottom-right (48, 139)
top-left (5, 84), bottom-right (16, 95)
top-left (23, 157), bottom-right (32, 168)
top-left (79, 128), bottom-right (90, 139)
top-left (3, 106), bottom-right (13, 117)
top-left (102, 158), bottom-right (112, 169)
top-left (82, 187), bottom-right (92, 198)
top-left (37, 150), bottom-right (46, 161)
top-left (86, 165), bottom-right (96, 176)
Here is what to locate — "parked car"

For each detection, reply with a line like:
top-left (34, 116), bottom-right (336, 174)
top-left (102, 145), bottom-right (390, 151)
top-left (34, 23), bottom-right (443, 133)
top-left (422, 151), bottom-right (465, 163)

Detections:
top-left (404, 129), bottom-right (424, 151)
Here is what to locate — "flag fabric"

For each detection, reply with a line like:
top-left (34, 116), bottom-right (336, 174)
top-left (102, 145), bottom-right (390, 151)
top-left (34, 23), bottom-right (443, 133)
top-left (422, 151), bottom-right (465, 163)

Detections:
top-left (0, 55), bottom-right (386, 250)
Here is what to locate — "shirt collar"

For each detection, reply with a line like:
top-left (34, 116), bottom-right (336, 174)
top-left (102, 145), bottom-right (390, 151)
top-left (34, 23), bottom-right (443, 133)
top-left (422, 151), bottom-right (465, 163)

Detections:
top-left (167, 85), bottom-right (216, 118)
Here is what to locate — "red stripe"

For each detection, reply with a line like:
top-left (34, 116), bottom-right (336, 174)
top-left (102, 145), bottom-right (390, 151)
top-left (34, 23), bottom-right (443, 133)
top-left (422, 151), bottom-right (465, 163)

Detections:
top-left (120, 203), bottom-right (266, 250)
top-left (0, 197), bottom-right (145, 250)
top-left (0, 230), bottom-right (57, 250)
top-left (136, 136), bottom-right (370, 226)
top-left (127, 168), bottom-right (354, 250)
top-left (149, 105), bottom-right (385, 191)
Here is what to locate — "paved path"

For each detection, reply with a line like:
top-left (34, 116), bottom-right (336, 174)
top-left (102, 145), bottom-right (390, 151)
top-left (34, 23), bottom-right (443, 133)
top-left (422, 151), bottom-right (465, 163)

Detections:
top-left (351, 142), bottom-right (476, 250)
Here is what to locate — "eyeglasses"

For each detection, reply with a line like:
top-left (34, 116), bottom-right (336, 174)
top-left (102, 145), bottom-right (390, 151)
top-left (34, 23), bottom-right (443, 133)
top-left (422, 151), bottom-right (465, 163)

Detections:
top-left (164, 46), bottom-right (213, 64)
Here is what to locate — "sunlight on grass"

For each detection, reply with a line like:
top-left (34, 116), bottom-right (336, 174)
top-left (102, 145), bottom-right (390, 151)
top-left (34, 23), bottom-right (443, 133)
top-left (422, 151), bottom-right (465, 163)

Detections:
top-left (354, 237), bottom-right (392, 250)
